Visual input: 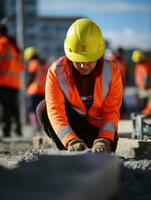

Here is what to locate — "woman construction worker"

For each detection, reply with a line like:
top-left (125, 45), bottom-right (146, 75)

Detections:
top-left (24, 47), bottom-right (48, 133)
top-left (36, 18), bottom-right (123, 152)
top-left (132, 50), bottom-right (151, 115)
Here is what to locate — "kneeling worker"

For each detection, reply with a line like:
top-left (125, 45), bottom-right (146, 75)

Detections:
top-left (37, 18), bottom-right (123, 153)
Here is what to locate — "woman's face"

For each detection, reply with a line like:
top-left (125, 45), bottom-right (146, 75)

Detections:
top-left (72, 61), bottom-right (97, 75)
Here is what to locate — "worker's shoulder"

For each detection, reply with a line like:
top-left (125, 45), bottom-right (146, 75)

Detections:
top-left (49, 55), bottom-right (66, 70)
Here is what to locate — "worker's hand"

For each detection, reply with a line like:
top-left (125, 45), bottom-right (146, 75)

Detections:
top-left (92, 138), bottom-right (111, 153)
top-left (68, 138), bottom-right (87, 151)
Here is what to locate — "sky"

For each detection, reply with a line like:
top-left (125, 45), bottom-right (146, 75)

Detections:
top-left (38, 0), bottom-right (151, 50)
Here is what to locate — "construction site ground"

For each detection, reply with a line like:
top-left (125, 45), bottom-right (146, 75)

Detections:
top-left (0, 120), bottom-right (151, 199)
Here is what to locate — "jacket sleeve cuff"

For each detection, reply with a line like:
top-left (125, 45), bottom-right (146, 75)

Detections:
top-left (97, 130), bottom-right (114, 142)
top-left (62, 133), bottom-right (78, 148)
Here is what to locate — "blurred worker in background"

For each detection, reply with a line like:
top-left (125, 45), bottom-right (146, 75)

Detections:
top-left (0, 24), bottom-right (23, 137)
top-left (114, 48), bottom-right (127, 88)
top-left (132, 50), bottom-right (151, 115)
top-left (36, 18), bottom-right (123, 152)
top-left (24, 47), bottom-right (48, 134)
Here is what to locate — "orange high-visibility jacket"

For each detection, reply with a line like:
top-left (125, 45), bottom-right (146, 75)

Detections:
top-left (27, 59), bottom-right (48, 95)
top-left (135, 60), bottom-right (151, 90)
top-left (45, 56), bottom-right (123, 147)
top-left (0, 36), bottom-right (23, 89)
top-left (135, 60), bottom-right (151, 115)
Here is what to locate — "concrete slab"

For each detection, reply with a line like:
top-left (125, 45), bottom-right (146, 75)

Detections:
top-left (116, 138), bottom-right (151, 158)
top-left (0, 153), bottom-right (120, 200)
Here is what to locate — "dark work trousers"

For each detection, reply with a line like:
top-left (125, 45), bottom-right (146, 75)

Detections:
top-left (36, 99), bottom-right (118, 152)
top-left (26, 94), bottom-right (45, 124)
top-left (0, 86), bottom-right (22, 136)
top-left (26, 94), bottom-right (45, 113)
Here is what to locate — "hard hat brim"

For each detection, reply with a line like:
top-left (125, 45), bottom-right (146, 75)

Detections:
top-left (64, 49), bottom-right (104, 62)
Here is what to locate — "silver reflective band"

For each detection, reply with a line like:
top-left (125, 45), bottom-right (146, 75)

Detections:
top-left (0, 69), bottom-right (20, 76)
top-left (55, 59), bottom-right (69, 98)
top-left (71, 106), bottom-right (87, 115)
top-left (100, 122), bottom-right (116, 133)
top-left (102, 61), bottom-right (112, 99)
top-left (57, 125), bottom-right (74, 140)
top-left (72, 106), bottom-right (102, 120)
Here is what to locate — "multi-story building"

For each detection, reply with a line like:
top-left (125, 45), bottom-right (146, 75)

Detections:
top-left (4, 0), bottom-right (83, 60)
top-left (36, 16), bottom-right (82, 60)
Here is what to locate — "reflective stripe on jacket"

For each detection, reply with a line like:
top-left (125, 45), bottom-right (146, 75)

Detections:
top-left (45, 56), bottom-right (123, 147)
top-left (0, 36), bottom-right (23, 89)
top-left (27, 59), bottom-right (48, 95)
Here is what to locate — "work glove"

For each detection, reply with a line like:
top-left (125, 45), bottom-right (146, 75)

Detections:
top-left (92, 138), bottom-right (111, 153)
top-left (68, 138), bottom-right (87, 151)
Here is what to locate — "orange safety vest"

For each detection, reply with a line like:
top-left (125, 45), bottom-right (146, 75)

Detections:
top-left (45, 56), bottom-right (123, 147)
top-left (27, 59), bottom-right (48, 95)
top-left (135, 60), bottom-right (151, 115)
top-left (0, 36), bottom-right (23, 89)
top-left (135, 60), bottom-right (151, 90)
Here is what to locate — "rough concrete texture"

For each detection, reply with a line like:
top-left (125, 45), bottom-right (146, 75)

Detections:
top-left (0, 152), bottom-right (119, 200)
top-left (116, 138), bottom-right (151, 158)
top-left (1, 120), bottom-right (151, 199)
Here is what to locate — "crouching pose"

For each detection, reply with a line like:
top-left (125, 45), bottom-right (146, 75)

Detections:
top-left (36, 18), bottom-right (123, 152)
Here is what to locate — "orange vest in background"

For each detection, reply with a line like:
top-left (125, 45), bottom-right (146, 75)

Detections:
top-left (27, 59), bottom-right (48, 95)
top-left (0, 36), bottom-right (23, 89)
top-left (135, 60), bottom-right (151, 115)
top-left (135, 60), bottom-right (151, 90)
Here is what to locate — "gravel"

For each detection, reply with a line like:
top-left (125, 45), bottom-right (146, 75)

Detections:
top-left (0, 139), bottom-right (151, 199)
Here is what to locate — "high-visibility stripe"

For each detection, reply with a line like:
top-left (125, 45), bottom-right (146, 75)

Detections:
top-left (102, 61), bottom-right (112, 99)
top-left (55, 61), bottom-right (69, 98)
top-left (55, 59), bottom-right (112, 121)
top-left (71, 106), bottom-right (102, 120)
top-left (0, 47), bottom-right (22, 61)
top-left (57, 125), bottom-right (74, 140)
top-left (100, 122), bottom-right (116, 133)
top-left (0, 69), bottom-right (20, 76)
top-left (56, 60), bottom-right (112, 101)
top-left (71, 106), bottom-right (87, 115)
top-left (87, 115), bottom-right (102, 120)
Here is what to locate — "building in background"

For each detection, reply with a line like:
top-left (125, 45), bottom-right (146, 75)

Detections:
top-left (37, 16), bottom-right (82, 59)
top-left (4, 0), bottom-right (83, 60)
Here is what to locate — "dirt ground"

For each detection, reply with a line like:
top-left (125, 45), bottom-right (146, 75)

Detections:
top-left (0, 128), bottom-right (151, 199)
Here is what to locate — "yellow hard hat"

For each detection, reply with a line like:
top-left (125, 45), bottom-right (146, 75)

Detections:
top-left (24, 47), bottom-right (38, 61)
top-left (64, 18), bottom-right (105, 62)
top-left (131, 50), bottom-right (146, 63)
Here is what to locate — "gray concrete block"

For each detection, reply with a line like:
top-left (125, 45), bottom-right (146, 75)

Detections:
top-left (116, 138), bottom-right (151, 158)
top-left (0, 153), bottom-right (120, 200)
